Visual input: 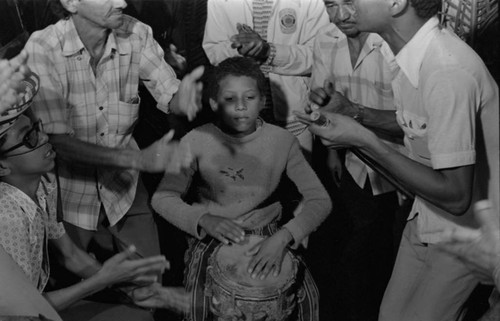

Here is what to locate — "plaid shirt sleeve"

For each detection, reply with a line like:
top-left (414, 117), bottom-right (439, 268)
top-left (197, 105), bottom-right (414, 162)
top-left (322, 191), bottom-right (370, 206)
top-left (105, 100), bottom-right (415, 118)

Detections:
top-left (25, 30), bottom-right (74, 136)
top-left (138, 24), bottom-right (180, 114)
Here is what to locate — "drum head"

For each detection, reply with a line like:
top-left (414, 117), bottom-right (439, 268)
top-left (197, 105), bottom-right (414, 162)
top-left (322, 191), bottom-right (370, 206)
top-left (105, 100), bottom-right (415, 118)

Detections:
top-left (214, 235), bottom-right (293, 289)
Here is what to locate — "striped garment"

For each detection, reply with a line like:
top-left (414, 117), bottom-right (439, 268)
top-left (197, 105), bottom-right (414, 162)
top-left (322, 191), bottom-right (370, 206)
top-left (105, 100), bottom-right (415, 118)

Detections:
top-left (252, 0), bottom-right (275, 115)
top-left (24, 15), bottom-right (180, 230)
top-left (252, 0), bottom-right (308, 135)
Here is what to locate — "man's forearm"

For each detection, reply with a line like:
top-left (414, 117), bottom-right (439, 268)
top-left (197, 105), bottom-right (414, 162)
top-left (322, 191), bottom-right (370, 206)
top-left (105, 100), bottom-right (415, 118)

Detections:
top-left (361, 107), bottom-right (404, 140)
top-left (359, 131), bottom-right (473, 215)
top-left (44, 274), bottom-right (108, 311)
top-left (49, 134), bottom-right (140, 169)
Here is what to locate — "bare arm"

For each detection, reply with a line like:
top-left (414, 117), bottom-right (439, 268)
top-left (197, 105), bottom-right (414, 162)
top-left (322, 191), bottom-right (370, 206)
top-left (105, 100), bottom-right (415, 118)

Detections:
top-left (309, 85), bottom-right (404, 140)
top-left (49, 234), bottom-right (101, 279)
top-left (362, 131), bottom-right (473, 214)
top-left (50, 130), bottom-right (192, 173)
top-left (297, 112), bottom-right (473, 215)
top-left (44, 238), bottom-right (168, 311)
top-left (49, 134), bottom-right (140, 169)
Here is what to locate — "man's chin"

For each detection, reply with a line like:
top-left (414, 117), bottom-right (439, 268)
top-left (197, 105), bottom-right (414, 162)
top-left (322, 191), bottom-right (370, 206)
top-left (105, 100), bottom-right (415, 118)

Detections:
top-left (342, 28), bottom-right (361, 38)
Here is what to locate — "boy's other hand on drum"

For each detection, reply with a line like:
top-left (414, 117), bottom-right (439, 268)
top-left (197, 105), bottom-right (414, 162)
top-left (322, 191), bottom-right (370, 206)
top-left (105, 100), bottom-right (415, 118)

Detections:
top-left (199, 214), bottom-right (245, 245)
top-left (245, 229), bottom-right (292, 280)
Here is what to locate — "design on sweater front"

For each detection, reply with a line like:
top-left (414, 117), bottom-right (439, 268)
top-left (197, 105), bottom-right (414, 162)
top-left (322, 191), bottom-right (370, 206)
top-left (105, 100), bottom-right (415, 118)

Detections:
top-left (220, 167), bottom-right (245, 181)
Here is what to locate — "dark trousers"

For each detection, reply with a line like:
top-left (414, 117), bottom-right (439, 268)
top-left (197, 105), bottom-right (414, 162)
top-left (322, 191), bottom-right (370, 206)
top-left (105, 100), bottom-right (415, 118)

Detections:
top-left (308, 169), bottom-right (398, 321)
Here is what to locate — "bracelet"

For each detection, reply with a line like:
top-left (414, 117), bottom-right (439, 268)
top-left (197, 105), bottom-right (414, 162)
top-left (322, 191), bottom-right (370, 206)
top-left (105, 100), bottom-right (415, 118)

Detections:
top-left (353, 104), bottom-right (364, 124)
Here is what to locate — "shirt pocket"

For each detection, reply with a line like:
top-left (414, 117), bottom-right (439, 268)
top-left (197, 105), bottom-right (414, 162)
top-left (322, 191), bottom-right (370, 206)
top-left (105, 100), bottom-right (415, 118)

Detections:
top-left (396, 110), bottom-right (431, 161)
top-left (110, 98), bottom-right (141, 136)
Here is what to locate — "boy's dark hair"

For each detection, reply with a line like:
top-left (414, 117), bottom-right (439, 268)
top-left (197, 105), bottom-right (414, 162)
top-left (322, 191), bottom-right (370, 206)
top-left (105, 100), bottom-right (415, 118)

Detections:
top-left (410, 0), bottom-right (441, 19)
top-left (50, 0), bottom-right (72, 20)
top-left (209, 57), bottom-right (267, 99)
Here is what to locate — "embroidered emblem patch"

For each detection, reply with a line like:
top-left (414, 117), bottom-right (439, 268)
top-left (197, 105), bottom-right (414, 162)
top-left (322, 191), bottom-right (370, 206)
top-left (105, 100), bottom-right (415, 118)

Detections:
top-left (279, 8), bottom-right (297, 34)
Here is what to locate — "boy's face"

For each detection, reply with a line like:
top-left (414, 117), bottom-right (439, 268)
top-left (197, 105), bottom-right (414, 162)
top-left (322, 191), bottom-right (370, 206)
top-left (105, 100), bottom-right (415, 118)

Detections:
top-left (211, 75), bottom-right (264, 138)
top-left (0, 115), bottom-right (55, 177)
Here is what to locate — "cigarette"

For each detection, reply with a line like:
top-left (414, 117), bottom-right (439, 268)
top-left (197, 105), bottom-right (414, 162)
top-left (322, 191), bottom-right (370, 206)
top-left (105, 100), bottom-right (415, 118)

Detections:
top-left (310, 111), bottom-right (330, 127)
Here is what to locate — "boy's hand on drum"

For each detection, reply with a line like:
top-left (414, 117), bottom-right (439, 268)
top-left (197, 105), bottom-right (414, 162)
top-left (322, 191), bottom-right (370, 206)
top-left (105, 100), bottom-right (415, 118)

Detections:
top-left (199, 214), bottom-right (245, 245)
top-left (246, 229), bottom-right (292, 280)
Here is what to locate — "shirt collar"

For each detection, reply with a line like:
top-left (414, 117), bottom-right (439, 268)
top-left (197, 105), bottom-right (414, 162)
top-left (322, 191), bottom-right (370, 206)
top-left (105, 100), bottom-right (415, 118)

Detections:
top-left (0, 176), bottom-right (56, 222)
top-left (395, 16), bottom-right (440, 88)
top-left (330, 26), bottom-right (389, 68)
top-left (62, 17), bottom-right (131, 57)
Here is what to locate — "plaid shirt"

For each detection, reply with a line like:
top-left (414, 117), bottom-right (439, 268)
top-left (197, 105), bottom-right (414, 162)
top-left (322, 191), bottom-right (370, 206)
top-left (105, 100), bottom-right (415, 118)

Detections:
top-left (25, 15), bottom-right (180, 230)
top-left (311, 25), bottom-right (400, 195)
top-left (0, 175), bottom-right (65, 291)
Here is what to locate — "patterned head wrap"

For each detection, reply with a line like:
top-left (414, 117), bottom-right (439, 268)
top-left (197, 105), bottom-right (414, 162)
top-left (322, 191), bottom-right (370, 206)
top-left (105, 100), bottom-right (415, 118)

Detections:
top-left (0, 71), bottom-right (40, 138)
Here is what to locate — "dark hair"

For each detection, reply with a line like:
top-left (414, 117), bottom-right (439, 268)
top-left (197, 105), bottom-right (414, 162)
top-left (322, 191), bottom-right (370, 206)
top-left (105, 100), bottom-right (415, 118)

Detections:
top-left (209, 57), bottom-right (267, 99)
top-left (409, 0), bottom-right (441, 19)
top-left (50, 0), bottom-right (72, 20)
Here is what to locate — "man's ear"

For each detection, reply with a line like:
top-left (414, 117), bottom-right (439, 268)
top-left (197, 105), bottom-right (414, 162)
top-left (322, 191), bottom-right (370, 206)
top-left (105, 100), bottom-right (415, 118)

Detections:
top-left (209, 98), bottom-right (218, 112)
top-left (60, 0), bottom-right (79, 14)
top-left (0, 161), bottom-right (12, 177)
top-left (389, 0), bottom-right (408, 17)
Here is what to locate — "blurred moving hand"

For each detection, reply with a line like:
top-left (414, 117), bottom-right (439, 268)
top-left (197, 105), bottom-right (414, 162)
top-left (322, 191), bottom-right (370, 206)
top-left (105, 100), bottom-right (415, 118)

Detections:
top-left (438, 200), bottom-right (500, 285)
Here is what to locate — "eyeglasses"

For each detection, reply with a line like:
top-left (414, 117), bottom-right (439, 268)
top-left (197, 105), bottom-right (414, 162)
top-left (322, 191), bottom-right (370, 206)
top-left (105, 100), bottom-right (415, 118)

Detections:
top-left (2, 120), bottom-right (44, 157)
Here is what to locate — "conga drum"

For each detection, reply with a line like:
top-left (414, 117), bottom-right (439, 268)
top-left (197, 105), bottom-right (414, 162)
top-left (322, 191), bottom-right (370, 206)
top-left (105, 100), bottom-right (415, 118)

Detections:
top-left (206, 235), bottom-right (299, 321)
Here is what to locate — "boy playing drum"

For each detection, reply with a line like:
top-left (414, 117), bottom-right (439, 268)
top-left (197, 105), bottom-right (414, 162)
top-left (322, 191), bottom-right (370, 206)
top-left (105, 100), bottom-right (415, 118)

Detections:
top-left (152, 57), bottom-right (332, 321)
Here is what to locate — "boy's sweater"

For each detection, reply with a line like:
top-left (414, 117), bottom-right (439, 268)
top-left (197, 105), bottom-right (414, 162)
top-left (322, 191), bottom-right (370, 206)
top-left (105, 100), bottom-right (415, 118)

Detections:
top-left (152, 121), bottom-right (331, 245)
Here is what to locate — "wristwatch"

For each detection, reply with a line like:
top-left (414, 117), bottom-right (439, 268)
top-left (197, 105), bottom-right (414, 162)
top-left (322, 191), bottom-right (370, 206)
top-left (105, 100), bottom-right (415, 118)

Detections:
top-left (353, 104), bottom-right (365, 124)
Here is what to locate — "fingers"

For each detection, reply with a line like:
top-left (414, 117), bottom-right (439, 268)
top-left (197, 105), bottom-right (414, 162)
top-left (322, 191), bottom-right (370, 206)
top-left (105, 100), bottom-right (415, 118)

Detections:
top-left (186, 65), bottom-right (205, 82)
top-left (215, 224), bottom-right (245, 244)
top-left (246, 42), bottom-right (264, 57)
top-left (309, 87), bottom-right (331, 108)
top-left (161, 130), bottom-right (175, 144)
top-left (238, 23), bottom-right (254, 33)
top-left (440, 227), bottom-right (482, 244)
top-left (474, 200), bottom-right (499, 233)
top-left (108, 245), bottom-right (139, 264)
top-left (162, 287), bottom-right (191, 313)
top-left (247, 255), bottom-right (278, 280)
top-left (9, 50), bottom-right (29, 71)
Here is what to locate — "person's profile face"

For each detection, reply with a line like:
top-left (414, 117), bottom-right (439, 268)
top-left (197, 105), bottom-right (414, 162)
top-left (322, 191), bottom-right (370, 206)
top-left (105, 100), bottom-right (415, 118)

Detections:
top-left (324, 0), bottom-right (361, 37)
top-left (348, 0), bottom-right (389, 34)
top-left (212, 75), bottom-right (264, 138)
top-left (0, 115), bottom-right (55, 176)
top-left (74, 0), bottom-right (128, 30)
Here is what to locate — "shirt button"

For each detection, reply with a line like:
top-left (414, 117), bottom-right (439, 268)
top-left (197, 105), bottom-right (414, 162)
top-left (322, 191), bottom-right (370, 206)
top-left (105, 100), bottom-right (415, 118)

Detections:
top-left (99, 106), bottom-right (103, 111)
top-left (100, 133), bottom-right (104, 136)
top-left (77, 56), bottom-right (82, 61)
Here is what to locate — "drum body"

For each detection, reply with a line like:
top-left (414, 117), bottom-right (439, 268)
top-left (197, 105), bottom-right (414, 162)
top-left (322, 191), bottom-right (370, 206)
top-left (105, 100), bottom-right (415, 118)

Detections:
top-left (206, 235), bottom-right (299, 321)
